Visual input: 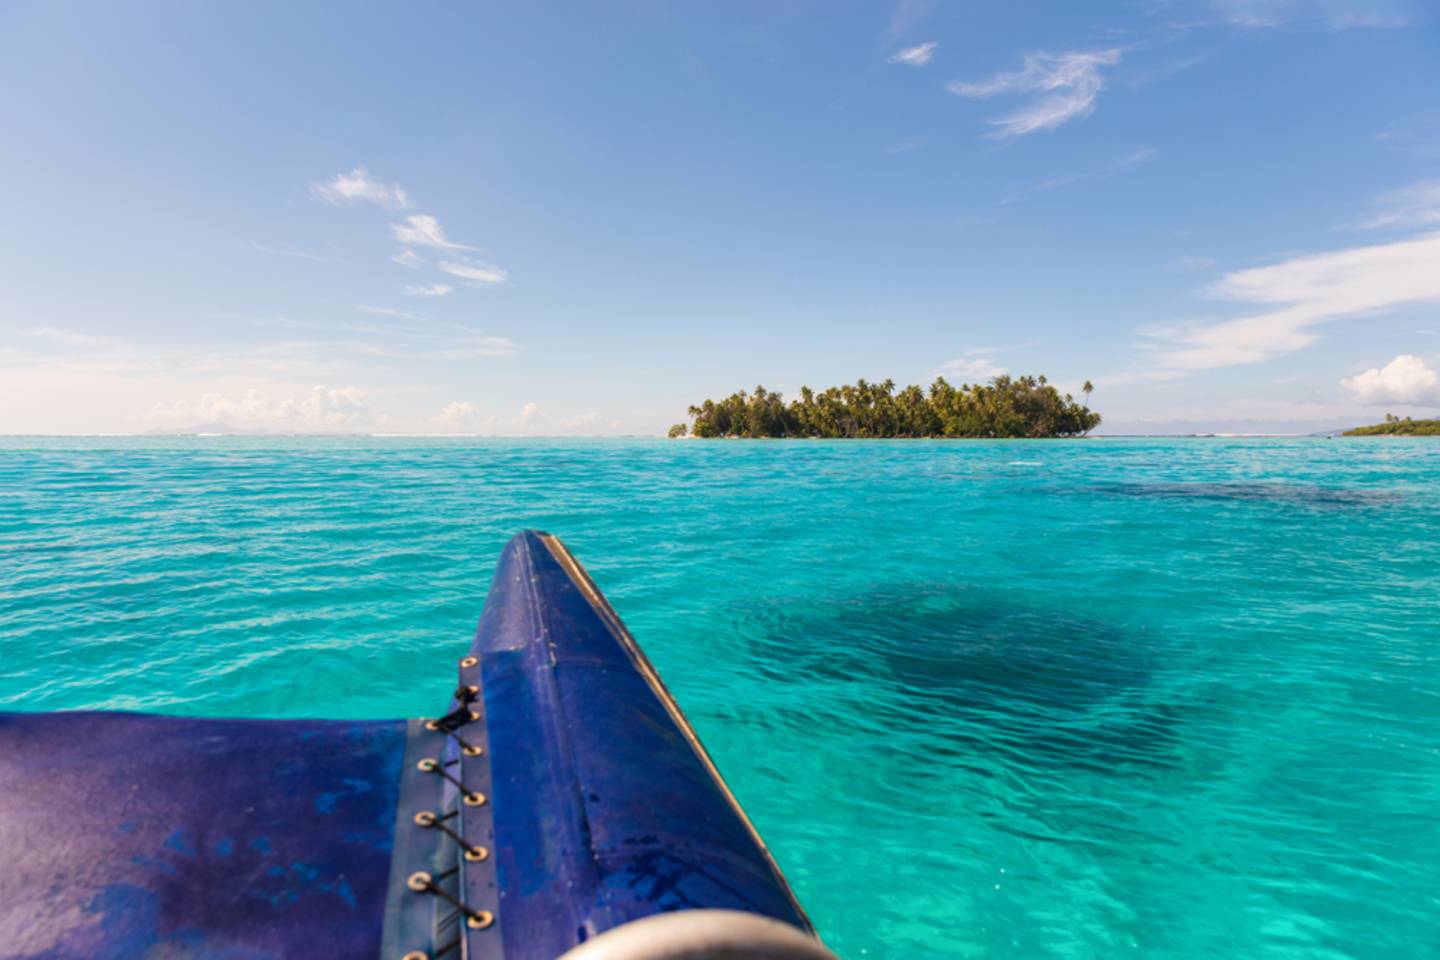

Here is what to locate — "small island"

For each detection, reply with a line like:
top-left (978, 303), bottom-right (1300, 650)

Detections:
top-left (1343, 415), bottom-right (1440, 436)
top-left (669, 375), bottom-right (1100, 438)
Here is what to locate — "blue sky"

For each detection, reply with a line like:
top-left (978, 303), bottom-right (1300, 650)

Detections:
top-left (1, 0), bottom-right (1438, 434)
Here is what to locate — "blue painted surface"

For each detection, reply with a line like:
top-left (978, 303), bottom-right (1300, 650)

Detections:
top-left (474, 532), bottom-right (810, 958)
top-left (0, 712), bottom-right (406, 958)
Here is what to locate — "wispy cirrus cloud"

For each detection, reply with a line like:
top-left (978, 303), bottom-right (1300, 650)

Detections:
top-left (1212, 0), bottom-right (1412, 29)
top-left (1012, 147), bottom-right (1157, 201)
top-left (949, 49), bottom-right (1123, 138)
top-left (889, 41), bottom-right (937, 66)
top-left (356, 305), bottom-right (430, 323)
top-left (311, 168), bottom-right (510, 292)
top-left (23, 326), bottom-right (129, 351)
top-left (311, 167), bottom-right (412, 210)
top-left (252, 242), bottom-right (339, 263)
top-left (354, 306), bottom-right (518, 356)
top-left (1142, 230), bottom-right (1440, 371)
top-left (1359, 179), bottom-right (1440, 229)
top-left (390, 214), bottom-right (476, 251)
top-left (6, 323), bottom-right (370, 381)
top-left (424, 337), bottom-right (519, 359)
top-left (1127, 55), bottom-right (1206, 90)
top-left (403, 284), bottom-right (453, 298)
top-left (439, 260), bottom-right (508, 285)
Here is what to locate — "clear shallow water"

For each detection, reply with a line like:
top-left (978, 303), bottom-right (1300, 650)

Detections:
top-left (2, 436), bottom-right (1438, 959)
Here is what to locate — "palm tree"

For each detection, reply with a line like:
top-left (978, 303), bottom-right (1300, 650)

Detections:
top-left (678, 374), bottom-right (1100, 438)
top-left (1082, 380), bottom-right (1094, 406)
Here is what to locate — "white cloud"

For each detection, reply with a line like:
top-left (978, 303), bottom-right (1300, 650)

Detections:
top-left (151, 385), bottom-right (375, 431)
top-left (1341, 354), bottom-right (1440, 405)
top-left (555, 411), bottom-right (602, 430)
top-left (392, 249), bottom-right (426, 270)
top-left (941, 356), bottom-right (1007, 381)
top-left (0, 320), bottom-right (532, 432)
top-left (948, 49), bottom-right (1122, 137)
top-left (403, 284), bottom-right (453, 298)
top-left (429, 400), bottom-right (602, 435)
top-left (511, 402), bottom-right (604, 433)
top-left (311, 167), bottom-right (412, 210)
top-left (889, 41), bottom-right (937, 66)
top-left (1360, 180), bottom-right (1440, 229)
top-left (439, 400), bottom-right (479, 422)
top-left (435, 400), bottom-right (491, 432)
top-left (311, 173), bottom-right (514, 289)
top-left (390, 214), bottom-right (476, 251)
top-left (439, 260), bottom-right (508, 285)
top-left (1144, 230), bottom-right (1440, 370)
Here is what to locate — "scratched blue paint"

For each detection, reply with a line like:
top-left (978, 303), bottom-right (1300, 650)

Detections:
top-left (330, 878), bottom-right (358, 910)
top-left (0, 713), bottom-right (406, 957)
top-left (163, 830), bottom-right (195, 856)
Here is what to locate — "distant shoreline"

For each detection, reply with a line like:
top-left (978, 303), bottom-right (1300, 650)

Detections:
top-left (1342, 417), bottom-right (1440, 437)
top-left (0, 432), bottom-right (1412, 441)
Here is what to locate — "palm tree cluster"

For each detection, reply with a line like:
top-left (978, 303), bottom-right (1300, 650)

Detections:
top-left (1343, 415), bottom-right (1440, 436)
top-left (669, 375), bottom-right (1100, 438)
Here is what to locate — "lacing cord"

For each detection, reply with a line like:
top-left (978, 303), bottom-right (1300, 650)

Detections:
top-left (407, 865), bottom-right (494, 931)
top-left (402, 673), bottom-right (495, 959)
top-left (415, 757), bottom-right (485, 806)
top-left (425, 684), bottom-right (485, 756)
top-left (414, 808), bottom-right (488, 862)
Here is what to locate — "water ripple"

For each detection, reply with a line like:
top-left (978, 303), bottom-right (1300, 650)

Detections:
top-left (2, 436), bottom-right (1439, 957)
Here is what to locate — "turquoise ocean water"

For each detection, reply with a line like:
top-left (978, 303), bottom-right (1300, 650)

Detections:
top-left (1, 437), bottom-right (1437, 958)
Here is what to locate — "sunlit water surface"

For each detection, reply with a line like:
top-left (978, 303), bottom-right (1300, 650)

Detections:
top-left (2, 437), bottom-right (1437, 959)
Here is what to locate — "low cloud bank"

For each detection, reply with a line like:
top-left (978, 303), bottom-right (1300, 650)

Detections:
top-left (151, 385), bottom-right (374, 431)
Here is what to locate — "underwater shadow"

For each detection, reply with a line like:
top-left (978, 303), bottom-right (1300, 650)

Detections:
top-left (736, 586), bottom-right (1183, 775)
top-left (1089, 481), bottom-right (1402, 508)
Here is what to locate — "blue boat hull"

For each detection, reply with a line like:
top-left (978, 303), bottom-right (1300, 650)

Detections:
top-left (0, 531), bottom-right (815, 959)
